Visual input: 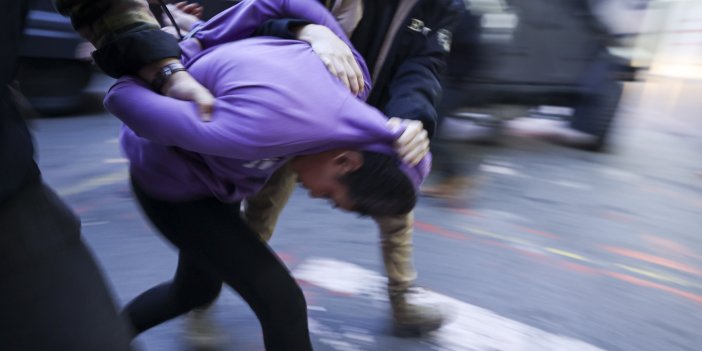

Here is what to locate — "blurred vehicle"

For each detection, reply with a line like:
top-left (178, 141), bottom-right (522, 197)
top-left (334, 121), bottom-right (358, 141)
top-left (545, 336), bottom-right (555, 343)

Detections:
top-left (16, 0), bottom-right (94, 115)
top-left (440, 0), bottom-right (646, 149)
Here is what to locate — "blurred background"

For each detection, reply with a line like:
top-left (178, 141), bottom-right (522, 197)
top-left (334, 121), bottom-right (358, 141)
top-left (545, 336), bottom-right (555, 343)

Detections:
top-left (17, 0), bottom-right (701, 350)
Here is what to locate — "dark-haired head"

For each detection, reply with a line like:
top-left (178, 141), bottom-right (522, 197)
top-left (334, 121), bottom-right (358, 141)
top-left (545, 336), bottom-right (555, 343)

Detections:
top-left (291, 150), bottom-right (416, 216)
top-left (340, 151), bottom-right (416, 216)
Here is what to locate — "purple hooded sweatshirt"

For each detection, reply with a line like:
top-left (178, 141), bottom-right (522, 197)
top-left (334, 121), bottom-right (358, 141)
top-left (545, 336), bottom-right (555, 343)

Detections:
top-left (104, 0), bottom-right (430, 203)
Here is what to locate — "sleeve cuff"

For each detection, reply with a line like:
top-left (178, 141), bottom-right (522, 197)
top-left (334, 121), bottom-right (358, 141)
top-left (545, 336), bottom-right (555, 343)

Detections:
top-left (92, 29), bottom-right (181, 78)
top-left (384, 99), bottom-right (438, 138)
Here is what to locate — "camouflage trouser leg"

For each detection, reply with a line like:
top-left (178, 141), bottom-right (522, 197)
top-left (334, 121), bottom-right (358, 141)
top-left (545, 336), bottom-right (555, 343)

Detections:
top-left (242, 163), bottom-right (297, 242)
top-left (373, 212), bottom-right (417, 294)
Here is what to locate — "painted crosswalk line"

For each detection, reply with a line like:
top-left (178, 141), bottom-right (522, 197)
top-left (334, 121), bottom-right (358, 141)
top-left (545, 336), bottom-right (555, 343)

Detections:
top-left (294, 258), bottom-right (606, 351)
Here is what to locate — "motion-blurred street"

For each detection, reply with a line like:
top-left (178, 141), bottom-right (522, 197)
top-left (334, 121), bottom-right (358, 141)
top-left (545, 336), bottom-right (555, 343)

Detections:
top-left (30, 73), bottom-right (702, 351)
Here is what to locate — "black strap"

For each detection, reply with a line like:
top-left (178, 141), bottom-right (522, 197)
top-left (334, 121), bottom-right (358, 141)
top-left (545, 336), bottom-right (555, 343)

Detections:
top-left (158, 0), bottom-right (184, 41)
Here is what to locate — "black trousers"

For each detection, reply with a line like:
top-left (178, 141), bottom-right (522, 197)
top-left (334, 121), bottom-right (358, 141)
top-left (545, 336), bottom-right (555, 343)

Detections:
top-left (570, 51), bottom-right (623, 141)
top-left (0, 182), bottom-right (133, 351)
top-left (125, 180), bottom-right (313, 351)
top-left (429, 78), bottom-right (485, 180)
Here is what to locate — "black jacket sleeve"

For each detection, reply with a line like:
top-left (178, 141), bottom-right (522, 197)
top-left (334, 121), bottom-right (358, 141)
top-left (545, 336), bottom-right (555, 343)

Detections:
top-left (92, 26), bottom-right (182, 78)
top-left (53, 0), bottom-right (181, 78)
top-left (382, 0), bottom-right (465, 138)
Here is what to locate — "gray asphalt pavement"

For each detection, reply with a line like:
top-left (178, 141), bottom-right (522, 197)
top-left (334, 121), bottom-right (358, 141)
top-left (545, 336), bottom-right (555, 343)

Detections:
top-left (30, 77), bottom-right (702, 351)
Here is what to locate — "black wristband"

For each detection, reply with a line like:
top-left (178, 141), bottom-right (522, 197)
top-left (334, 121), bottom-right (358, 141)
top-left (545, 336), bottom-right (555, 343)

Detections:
top-left (151, 62), bottom-right (187, 92)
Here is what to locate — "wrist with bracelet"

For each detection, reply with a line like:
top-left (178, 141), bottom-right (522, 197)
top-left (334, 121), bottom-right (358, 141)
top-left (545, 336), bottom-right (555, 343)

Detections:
top-left (151, 62), bottom-right (187, 92)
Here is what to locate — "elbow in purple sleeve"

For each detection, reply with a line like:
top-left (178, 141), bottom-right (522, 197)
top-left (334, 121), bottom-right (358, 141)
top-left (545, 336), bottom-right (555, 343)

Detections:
top-left (103, 77), bottom-right (154, 131)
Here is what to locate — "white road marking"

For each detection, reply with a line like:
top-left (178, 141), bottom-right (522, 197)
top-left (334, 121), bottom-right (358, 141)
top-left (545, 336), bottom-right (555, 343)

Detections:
top-left (598, 167), bottom-right (641, 181)
top-left (57, 169), bottom-right (128, 196)
top-left (477, 209), bottom-right (532, 223)
top-left (318, 338), bottom-right (364, 351)
top-left (82, 220), bottom-right (109, 226)
top-left (294, 258), bottom-right (607, 351)
top-left (308, 305), bottom-right (328, 312)
top-left (103, 158), bottom-right (129, 164)
top-left (309, 319), bottom-right (371, 351)
top-left (342, 331), bottom-right (375, 343)
top-left (480, 164), bottom-right (523, 177)
top-left (549, 180), bottom-right (592, 190)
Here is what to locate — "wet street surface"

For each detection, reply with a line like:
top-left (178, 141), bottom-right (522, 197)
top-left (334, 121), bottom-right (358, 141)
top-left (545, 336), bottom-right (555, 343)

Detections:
top-left (32, 77), bottom-right (701, 350)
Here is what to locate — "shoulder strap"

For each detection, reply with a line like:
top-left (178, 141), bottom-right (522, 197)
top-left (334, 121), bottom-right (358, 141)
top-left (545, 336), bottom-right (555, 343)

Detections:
top-left (371, 0), bottom-right (420, 80)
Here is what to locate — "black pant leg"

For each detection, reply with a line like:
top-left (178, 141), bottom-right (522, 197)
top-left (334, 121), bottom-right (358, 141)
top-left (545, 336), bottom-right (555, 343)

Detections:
top-left (123, 251), bottom-right (223, 334)
top-left (570, 53), bottom-right (622, 140)
top-left (432, 79), bottom-right (477, 178)
top-left (130, 181), bottom-right (312, 351)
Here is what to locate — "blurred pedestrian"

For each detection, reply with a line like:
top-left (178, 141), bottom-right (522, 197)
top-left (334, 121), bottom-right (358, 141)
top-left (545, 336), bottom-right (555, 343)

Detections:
top-left (1, 1), bottom-right (136, 350)
top-left (421, 8), bottom-right (484, 200)
top-left (424, 0), bottom-right (630, 199)
top-left (103, 0), bottom-right (432, 349)
top-left (180, 0), bottom-right (465, 339)
top-left (1, 0), bottom-right (220, 348)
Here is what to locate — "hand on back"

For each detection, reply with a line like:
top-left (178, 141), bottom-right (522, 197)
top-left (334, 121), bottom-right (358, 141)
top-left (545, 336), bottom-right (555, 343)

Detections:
top-left (296, 24), bottom-right (365, 97)
top-left (386, 118), bottom-right (430, 166)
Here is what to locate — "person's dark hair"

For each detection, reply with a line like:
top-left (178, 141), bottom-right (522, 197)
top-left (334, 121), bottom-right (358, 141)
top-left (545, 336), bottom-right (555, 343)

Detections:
top-left (340, 151), bottom-right (416, 216)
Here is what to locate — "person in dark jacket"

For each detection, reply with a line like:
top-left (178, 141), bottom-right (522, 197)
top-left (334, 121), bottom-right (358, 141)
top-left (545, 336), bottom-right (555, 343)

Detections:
top-left (0, 1), bottom-right (155, 350)
top-left (257, 0), bottom-right (462, 137)
top-left (177, 0), bottom-right (466, 340)
top-left (1, 0), bottom-right (219, 349)
top-left (1, 6), bottom-right (126, 351)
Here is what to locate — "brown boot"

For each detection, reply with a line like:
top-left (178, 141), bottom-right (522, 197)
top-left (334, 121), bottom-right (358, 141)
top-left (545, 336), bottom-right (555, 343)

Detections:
top-left (390, 286), bottom-right (445, 337)
top-left (420, 176), bottom-right (479, 201)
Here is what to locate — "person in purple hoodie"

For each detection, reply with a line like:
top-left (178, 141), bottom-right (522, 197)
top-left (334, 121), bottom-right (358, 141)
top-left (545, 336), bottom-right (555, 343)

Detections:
top-left (103, 0), bottom-right (431, 349)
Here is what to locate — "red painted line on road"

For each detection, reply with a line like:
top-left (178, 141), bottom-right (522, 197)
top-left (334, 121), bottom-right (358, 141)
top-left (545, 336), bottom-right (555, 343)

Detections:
top-left (469, 236), bottom-right (702, 302)
top-left (604, 246), bottom-right (702, 276)
top-left (415, 221), bottom-right (470, 241)
top-left (517, 226), bottom-right (560, 239)
top-left (601, 210), bottom-right (637, 224)
top-left (297, 280), bottom-right (320, 304)
top-left (276, 252), bottom-right (297, 265)
top-left (643, 234), bottom-right (702, 261)
top-left (561, 261), bottom-right (599, 275)
top-left (643, 184), bottom-right (679, 198)
top-left (450, 208), bottom-right (482, 217)
top-left (120, 212), bottom-right (141, 220)
top-left (605, 272), bottom-right (702, 305)
top-left (641, 184), bottom-right (702, 209)
top-left (72, 205), bottom-right (95, 214)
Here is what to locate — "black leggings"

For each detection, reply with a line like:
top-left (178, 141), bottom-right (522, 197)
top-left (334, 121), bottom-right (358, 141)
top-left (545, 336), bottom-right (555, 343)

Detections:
top-left (125, 180), bottom-right (312, 351)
